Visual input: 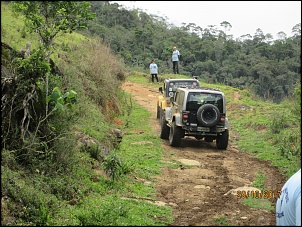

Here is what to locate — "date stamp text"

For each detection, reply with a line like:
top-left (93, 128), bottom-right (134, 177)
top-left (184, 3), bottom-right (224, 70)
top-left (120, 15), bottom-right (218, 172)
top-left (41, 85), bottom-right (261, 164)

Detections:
top-left (237, 190), bottom-right (281, 199)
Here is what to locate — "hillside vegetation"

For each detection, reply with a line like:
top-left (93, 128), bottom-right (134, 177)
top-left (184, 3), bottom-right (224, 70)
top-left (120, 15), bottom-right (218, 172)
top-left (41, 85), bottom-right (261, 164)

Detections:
top-left (83, 1), bottom-right (301, 103)
top-left (1, 1), bottom-right (301, 226)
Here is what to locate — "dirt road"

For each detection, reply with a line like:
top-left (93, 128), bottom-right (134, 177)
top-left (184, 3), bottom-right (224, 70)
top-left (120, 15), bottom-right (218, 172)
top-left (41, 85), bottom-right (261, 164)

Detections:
top-left (121, 81), bottom-right (286, 226)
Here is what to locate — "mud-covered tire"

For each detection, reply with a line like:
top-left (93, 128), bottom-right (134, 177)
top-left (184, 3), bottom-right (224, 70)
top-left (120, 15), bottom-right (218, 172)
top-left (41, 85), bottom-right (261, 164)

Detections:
top-left (160, 110), bottom-right (169, 139)
top-left (197, 104), bottom-right (220, 127)
top-left (169, 121), bottom-right (184, 147)
top-left (156, 102), bottom-right (160, 119)
top-left (216, 130), bottom-right (229, 149)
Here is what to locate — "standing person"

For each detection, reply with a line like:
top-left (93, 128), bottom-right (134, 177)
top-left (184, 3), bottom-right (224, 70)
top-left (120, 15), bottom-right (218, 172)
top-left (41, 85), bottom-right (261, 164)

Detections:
top-left (149, 59), bottom-right (159, 83)
top-left (172, 46), bottom-right (180, 74)
top-left (276, 168), bottom-right (301, 226)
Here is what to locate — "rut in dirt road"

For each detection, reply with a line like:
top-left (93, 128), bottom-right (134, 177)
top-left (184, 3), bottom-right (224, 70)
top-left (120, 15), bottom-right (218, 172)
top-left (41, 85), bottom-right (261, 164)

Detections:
top-left (155, 144), bottom-right (234, 226)
top-left (121, 81), bottom-right (286, 226)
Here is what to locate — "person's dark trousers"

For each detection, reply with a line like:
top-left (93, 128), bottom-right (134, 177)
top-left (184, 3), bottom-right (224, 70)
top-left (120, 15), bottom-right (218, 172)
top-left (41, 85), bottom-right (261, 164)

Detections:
top-left (173, 61), bottom-right (179, 74)
top-left (151, 74), bottom-right (158, 82)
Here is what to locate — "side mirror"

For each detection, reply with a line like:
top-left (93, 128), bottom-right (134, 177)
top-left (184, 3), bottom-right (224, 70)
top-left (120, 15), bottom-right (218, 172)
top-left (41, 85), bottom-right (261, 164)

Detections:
top-left (159, 87), bottom-right (163, 93)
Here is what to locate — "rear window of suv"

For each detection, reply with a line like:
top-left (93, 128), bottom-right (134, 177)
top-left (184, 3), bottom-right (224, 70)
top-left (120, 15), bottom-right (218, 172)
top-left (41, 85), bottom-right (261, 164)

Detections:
top-left (186, 92), bottom-right (223, 112)
top-left (168, 81), bottom-right (199, 93)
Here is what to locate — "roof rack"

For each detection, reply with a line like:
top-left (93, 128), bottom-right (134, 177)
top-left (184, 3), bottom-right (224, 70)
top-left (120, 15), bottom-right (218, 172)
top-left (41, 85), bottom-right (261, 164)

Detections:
top-left (178, 86), bottom-right (221, 91)
top-left (198, 86), bottom-right (221, 91)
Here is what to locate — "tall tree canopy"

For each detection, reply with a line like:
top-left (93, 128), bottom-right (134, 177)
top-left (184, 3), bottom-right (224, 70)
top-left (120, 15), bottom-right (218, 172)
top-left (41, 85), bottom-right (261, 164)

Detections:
top-left (13, 1), bottom-right (95, 51)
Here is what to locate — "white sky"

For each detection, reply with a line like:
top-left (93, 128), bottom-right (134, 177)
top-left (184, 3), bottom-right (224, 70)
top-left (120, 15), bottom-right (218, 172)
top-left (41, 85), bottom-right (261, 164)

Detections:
top-left (112, 1), bottom-right (301, 39)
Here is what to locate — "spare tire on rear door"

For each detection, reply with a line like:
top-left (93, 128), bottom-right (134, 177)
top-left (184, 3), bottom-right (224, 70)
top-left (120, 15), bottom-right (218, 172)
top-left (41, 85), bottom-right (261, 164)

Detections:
top-left (196, 104), bottom-right (220, 127)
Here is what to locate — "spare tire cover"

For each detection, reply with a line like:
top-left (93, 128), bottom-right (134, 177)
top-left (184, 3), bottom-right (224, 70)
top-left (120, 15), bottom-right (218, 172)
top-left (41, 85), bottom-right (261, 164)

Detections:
top-left (196, 104), bottom-right (220, 127)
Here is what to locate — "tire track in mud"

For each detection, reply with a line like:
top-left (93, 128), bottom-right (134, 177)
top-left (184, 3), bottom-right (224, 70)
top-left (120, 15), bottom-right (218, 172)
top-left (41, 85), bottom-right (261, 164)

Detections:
top-left (121, 81), bottom-right (286, 226)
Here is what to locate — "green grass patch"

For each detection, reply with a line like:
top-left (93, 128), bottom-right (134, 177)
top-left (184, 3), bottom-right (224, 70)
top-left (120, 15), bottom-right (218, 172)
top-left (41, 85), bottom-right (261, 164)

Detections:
top-left (51, 194), bottom-right (173, 226)
top-left (251, 170), bottom-right (266, 189)
top-left (118, 104), bottom-right (166, 180)
top-left (47, 96), bottom-right (174, 226)
top-left (242, 197), bottom-right (274, 211)
top-left (212, 215), bottom-right (231, 226)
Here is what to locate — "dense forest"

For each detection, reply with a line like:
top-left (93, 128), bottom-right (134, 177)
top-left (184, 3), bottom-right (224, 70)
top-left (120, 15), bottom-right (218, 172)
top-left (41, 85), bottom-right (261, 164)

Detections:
top-left (80, 1), bottom-right (301, 103)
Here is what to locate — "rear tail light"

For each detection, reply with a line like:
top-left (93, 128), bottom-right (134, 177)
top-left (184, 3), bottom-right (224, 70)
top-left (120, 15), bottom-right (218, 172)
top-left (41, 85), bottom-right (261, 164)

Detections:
top-left (220, 115), bottom-right (225, 122)
top-left (183, 113), bottom-right (188, 122)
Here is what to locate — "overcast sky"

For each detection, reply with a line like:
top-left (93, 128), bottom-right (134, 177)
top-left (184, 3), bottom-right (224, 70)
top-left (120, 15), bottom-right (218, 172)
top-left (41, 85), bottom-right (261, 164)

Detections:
top-left (112, 1), bottom-right (301, 39)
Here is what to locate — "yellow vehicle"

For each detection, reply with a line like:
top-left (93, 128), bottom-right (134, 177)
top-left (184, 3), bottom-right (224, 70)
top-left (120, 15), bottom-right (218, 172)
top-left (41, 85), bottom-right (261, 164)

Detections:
top-left (157, 78), bottom-right (200, 119)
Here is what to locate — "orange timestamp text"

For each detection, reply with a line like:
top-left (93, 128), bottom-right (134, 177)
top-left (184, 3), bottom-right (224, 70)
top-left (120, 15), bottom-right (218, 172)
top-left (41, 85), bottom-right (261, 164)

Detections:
top-left (237, 190), bottom-right (281, 199)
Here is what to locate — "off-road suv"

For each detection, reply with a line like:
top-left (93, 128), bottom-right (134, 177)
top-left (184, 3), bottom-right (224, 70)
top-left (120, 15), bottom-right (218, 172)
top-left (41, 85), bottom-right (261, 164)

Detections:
top-left (157, 78), bottom-right (200, 119)
top-left (160, 86), bottom-right (229, 149)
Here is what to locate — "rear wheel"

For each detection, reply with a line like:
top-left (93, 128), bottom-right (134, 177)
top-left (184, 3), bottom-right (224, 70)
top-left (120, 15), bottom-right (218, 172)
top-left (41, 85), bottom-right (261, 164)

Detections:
top-left (156, 102), bottom-right (160, 119)
top-left (169, 121), bottom-right (184, 147)
top-left (160, 110), bottom-right (169, 139)
top-left (216, 130), bottom-right (229, 149)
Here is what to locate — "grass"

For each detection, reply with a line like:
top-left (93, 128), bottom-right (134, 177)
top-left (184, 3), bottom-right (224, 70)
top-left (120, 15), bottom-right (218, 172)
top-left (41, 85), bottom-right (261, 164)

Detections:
top-left (44, 80), bottom-right (174, 225)
top-left (51, 194), bottom-right (172, 226)
top-left (212, 215), bottom-right (231, 226)
top-left (47, 97), bottom-right (174, 226)
top-left (251, 170), bottom-right (267, 189)
top-left (242, 197), bottom-right (275, 211)
top-left (239, 170), bottom-right (276, 211)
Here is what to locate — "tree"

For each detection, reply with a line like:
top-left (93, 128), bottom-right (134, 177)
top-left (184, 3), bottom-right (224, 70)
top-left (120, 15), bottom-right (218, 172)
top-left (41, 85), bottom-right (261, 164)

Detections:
top-left (66, 1), bottom-right (299, 103)
top-left (13, 1), bottom-right (95, 51)
top-left (13, 1), bottom-right (95, 114)
top-left (220, 21), bottom-right (232, 38)
top-left (253, 28), bottom-right (265, 44)
top-left (3, 1), bottom-right (95, 153)
top-left (277, 31), bottom-right (287, 40)
top-left (292, 23), bottom-right (301, 37)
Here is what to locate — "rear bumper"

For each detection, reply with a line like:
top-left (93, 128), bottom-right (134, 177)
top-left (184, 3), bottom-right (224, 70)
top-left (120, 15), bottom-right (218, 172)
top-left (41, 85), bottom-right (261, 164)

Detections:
top-left (182, 125), bottom-right (226, 136)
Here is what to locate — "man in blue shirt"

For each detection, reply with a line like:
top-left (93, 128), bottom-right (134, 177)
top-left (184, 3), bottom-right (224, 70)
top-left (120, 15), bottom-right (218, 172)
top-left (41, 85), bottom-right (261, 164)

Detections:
top-left (276, 168), bottom-right (301, 226)
top-left (149, 59), bottom-right (159, 83)
top-left (172, 46), bottom-right (180, 74)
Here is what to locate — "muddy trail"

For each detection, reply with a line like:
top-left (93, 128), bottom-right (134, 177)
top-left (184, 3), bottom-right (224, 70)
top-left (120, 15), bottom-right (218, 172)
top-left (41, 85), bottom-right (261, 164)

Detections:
top-left (121, 81), bottom-right (286, 226)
